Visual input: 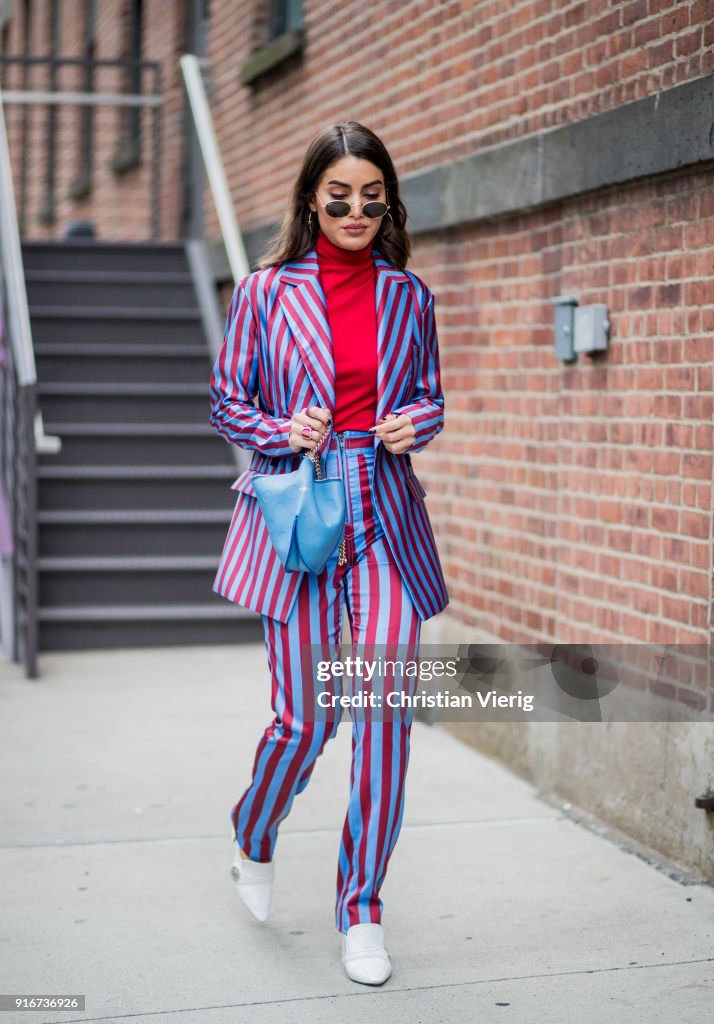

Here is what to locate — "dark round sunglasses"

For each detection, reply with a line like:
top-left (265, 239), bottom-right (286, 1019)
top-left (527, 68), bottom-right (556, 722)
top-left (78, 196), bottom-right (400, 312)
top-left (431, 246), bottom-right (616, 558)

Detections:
top-left (315, 192), bottom-right (390, 220)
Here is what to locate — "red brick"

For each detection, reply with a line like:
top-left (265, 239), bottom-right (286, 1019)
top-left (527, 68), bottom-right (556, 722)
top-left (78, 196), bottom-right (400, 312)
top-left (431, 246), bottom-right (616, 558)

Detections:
top-left (632, 16), bottom-right (662, 47)
top-left (660, 7), bottom-right (690, 35)
top-left (676, 27), bottom-right (703, 57)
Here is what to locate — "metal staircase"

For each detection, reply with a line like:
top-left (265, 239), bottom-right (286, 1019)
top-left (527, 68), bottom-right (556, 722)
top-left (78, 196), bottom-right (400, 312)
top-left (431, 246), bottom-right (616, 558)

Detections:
top-left (23, 239), bottom-right (261, 650)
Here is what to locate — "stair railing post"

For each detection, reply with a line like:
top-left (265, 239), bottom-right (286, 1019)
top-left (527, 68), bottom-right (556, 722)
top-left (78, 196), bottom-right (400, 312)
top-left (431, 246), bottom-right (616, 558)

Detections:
top-left (0, 82), bottom-right (60, 678)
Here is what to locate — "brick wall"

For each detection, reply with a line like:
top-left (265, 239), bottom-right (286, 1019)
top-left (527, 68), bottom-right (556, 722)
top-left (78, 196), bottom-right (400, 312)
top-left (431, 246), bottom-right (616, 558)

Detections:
top-left (430, 170), bottom-right (712, 656)
top-left (205, 2), bottom-right (714, 673)
top-left (204, 0), bottom-right (713, 229)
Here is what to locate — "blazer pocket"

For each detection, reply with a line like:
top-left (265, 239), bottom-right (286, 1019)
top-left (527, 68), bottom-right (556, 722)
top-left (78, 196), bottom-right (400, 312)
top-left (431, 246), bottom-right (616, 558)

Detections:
top-left (230, 469), bottom-right (258, 498)
top-left (406, 468), bottom-right (427, 502)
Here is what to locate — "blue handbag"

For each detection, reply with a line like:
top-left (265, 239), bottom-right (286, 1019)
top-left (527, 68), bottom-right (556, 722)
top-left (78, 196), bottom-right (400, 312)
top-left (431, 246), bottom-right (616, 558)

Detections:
top-left (251, 424), bottom-right (347, 573)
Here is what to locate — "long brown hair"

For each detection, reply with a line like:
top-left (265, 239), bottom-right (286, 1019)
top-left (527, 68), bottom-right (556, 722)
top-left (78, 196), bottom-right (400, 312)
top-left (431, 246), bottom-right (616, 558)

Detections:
top-left (256, 122), bottom-right (412, 271)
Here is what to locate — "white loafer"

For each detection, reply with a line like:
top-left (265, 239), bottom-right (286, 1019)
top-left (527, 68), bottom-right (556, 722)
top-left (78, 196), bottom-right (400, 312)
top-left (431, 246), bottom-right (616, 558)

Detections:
top-left (229, 850), bottom-right (274, 922)
top-left (341, 923), bottom-right (392, 985)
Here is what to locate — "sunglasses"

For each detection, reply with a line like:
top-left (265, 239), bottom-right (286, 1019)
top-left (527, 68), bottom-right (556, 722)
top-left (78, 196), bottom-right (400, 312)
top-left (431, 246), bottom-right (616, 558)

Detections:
top-left (314, 191), bottom-right (390, 220)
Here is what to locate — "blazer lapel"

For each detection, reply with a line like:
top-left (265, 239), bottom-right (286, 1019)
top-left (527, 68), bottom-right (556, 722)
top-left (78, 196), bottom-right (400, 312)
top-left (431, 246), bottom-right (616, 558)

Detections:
top-left (373, 256), bottom-right (416, 424)
top-left (278, 259), bottom-right (335, 412)
top-left (278, 246), bottom-right (414, 422)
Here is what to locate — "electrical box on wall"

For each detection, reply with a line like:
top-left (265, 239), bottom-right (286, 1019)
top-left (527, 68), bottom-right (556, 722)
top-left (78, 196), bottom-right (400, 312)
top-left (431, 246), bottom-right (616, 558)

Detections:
top-left (550, 296), bottom-right (610, 362)
top-left (550, 295), bottom-right (578, 363)
top-left (574, 304), bottom-right (610, 354)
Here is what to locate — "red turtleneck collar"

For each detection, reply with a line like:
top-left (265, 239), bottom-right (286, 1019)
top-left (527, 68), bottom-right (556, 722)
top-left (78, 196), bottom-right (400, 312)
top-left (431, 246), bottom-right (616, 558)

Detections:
top-left (315, 228), bottom-right (374, 265)
top-left (313, 227), bottom-right (378, 432)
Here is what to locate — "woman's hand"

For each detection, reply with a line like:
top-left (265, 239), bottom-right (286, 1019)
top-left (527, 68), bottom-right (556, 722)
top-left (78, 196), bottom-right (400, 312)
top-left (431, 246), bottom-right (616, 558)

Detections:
top-left (289, 405), bottom-right (332, 454)
top-left (370, 413), bottom-right (416, 454)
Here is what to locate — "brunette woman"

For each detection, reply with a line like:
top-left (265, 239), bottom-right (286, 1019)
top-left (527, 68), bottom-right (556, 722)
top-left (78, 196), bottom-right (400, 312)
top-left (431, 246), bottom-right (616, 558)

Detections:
top-left (209, 121), bottom-right (448, 985)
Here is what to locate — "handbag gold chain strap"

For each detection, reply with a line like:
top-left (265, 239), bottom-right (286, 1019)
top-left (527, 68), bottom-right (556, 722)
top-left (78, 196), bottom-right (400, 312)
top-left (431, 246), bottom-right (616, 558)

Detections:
top-left (304, 423), bottom-right (347, 565)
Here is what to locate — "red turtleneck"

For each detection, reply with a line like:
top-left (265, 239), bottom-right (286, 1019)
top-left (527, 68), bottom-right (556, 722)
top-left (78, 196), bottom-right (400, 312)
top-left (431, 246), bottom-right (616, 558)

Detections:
top-left (315, 228), bottom-right (378, 432)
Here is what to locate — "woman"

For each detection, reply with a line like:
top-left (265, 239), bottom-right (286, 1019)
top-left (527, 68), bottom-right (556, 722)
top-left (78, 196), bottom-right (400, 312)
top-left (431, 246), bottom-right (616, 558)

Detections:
top-left (209, 121), bottom-right (449, 986)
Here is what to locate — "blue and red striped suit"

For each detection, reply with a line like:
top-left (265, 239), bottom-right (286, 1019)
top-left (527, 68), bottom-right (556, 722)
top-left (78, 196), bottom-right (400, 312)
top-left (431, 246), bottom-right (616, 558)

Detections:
top-left (209, 245), bottom-right (449, 621)
top-left (209, 243), bottom-right (448, 934)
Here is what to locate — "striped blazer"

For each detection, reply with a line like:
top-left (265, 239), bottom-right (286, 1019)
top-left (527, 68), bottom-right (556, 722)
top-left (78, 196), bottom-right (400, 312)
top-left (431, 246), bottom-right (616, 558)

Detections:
top-left (208, 243), bottom-right (449, 623)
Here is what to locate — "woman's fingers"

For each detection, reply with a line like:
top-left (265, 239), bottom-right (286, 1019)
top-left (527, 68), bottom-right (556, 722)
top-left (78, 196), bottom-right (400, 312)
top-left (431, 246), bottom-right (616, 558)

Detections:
top-left (289, 406), bottom-right (331, 452)
top-left (376, 422), bottom-right (415, 443)
top-left (294, 406), bottom-right (331, 430)
top-left (372, 413), bottom-right (415, 441)
top-left (307, 405), bottom-right (332, 428)
top-left (377, 414), bottom-right (416, 454)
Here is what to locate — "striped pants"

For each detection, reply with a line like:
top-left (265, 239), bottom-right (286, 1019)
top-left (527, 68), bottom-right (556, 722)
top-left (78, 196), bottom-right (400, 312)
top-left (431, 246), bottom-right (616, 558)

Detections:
top-left (230, 429), bottom-right (422, 934)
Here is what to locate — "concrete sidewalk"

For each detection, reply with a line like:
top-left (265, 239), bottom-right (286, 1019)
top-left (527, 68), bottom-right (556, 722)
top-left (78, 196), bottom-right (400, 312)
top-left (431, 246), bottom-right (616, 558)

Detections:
top-left (1, 644), bottom-right (712, 1023)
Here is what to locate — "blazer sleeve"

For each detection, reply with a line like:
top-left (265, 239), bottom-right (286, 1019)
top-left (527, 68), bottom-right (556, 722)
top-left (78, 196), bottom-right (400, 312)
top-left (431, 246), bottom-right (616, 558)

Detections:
top-left (209, 278), bottom-right (295, 458)
top-left (389, 288), bottom-right (444, 454)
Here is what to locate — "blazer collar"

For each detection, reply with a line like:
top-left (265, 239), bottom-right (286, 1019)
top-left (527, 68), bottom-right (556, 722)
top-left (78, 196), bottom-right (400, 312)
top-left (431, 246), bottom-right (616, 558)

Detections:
top-left (279, 245), bottom-right (410, 285)
top-left (277, 246), bottom-right (415, 423)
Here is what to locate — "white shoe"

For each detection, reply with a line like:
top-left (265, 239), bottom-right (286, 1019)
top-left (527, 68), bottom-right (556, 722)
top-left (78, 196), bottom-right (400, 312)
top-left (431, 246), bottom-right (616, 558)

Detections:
top-left (341, 923), bottom-right (392, 985)
top-left (229, 849), bottom-right (274, 922)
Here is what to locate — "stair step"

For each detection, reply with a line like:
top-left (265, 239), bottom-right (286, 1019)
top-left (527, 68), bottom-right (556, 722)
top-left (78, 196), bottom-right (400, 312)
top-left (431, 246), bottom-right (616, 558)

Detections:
top-left (22, 240), bottom-right (188, 274)
top-left (42, 422), bottom-right (216, 437)
top-left (37, 555), bottom-right (217, 572)
top-left (38, 464), bottom-right (233, 479)
top-left (35, 349), bottom-right (212, 386)
top-left (38, 463), bottom-right (236, 511)
top-left (29, 305), bottom-right (201, 320)
top-left (37, 602), bottom-right (255, 622)
top-left (26, 271), bottom-right (197, 308)
top-left (37, 603), bottom-right (263, 651)
top-left (37, 555), bottom-right (227, 604)
top-left (23, 240), bottom-right (186, 251)
top-left (37, 422), bottom-right (225, 465)
top-left (38, 381), bottom-right (206, 396)
top-left (37, 508), bottom-right (232, 558)
top-left (35, 342), bottom-right (208, 357)
top-left (26, 270), bottom-right (194, 284)
top-left (38, 507), bottom-right (229, 523)
top-left (37, 382), bottom-right (210, 422)
top-left (32, 318), bottom-right (204, 346)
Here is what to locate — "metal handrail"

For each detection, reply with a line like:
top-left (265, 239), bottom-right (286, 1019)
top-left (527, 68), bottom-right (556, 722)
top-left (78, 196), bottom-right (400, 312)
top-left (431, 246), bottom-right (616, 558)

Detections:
top-left (0, 87), bottom-right (62, 445)
top-left (0, 85), bottom-right (63, 677)
top-left (179, 54), bottom-right (249, 284)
